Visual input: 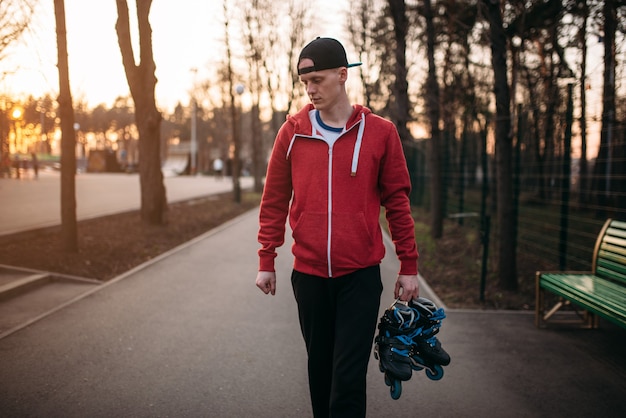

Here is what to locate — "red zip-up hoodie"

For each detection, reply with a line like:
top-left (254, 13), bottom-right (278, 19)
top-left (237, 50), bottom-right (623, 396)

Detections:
top-left (258, 104), bottom-right (418, 278)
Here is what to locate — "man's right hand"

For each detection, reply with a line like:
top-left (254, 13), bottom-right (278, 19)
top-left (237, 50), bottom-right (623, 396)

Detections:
top-left (256, 271), bottom-right (277, 295)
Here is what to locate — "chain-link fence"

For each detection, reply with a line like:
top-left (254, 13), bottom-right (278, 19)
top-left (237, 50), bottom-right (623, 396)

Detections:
top-left (404, 119), bottom-right (626, 291)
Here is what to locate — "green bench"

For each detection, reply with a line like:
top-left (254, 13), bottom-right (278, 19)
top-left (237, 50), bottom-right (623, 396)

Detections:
top-left (535, 218), bottom-right (626, 329)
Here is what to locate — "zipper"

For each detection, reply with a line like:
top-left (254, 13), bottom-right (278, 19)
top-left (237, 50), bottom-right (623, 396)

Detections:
top-left (299, 114), bottom-right (364, 278)
top-left (327, 145), bottom-right (333, 277)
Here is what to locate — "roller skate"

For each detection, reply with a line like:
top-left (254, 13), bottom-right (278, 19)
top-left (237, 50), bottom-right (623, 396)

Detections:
top-left (374, 297), bottom-right (450, 400)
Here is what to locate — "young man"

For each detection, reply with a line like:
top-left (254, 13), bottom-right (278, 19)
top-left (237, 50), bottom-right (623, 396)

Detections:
top-left (255, 37), bottom-right (419, 417)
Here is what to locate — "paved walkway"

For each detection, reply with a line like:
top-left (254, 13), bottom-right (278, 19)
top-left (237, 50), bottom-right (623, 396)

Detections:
top-left (0, 170), bottom-right (253, 236)
top-left (0, 173), bottom-right (625, 417)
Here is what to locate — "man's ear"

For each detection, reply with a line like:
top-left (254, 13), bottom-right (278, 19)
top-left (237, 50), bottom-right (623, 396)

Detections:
top-left (338, 67), bottom-right (348, 82)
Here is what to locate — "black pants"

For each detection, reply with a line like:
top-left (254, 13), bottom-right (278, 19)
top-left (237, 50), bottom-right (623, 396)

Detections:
top-left (291, 266), bottom-right (383, 418)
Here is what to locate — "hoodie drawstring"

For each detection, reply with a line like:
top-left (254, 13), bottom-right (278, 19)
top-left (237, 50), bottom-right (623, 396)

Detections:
top-left (286, 134), bottom-right (298, 159)
top-left (350, 113), bottom-right (365, 176)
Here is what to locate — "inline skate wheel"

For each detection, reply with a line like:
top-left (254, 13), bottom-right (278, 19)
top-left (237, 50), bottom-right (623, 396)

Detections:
top-left (390, 379), bottom-right (402, 400)
top-left (425, 364), bottom-right (444, 381)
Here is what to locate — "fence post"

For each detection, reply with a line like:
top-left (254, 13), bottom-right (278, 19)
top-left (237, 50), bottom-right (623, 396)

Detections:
top-left (513, 105), bottom-right (523, 272)
top-left (479, 121), bottom-right (490, 302)
top-left (404, 142), bottom-right (423, 207)
top-left (480, 215), bottom-right (491, 302)
top-left (458, 129), bottom-right (467, 226)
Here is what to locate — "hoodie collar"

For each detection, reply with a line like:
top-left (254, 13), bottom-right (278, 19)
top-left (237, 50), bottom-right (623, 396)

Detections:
top-left (286, 104), bottom-right (369, 176)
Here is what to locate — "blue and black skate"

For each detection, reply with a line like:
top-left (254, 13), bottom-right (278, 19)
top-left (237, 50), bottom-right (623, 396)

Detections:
top-left (374, 297), bottom-right (450, 400)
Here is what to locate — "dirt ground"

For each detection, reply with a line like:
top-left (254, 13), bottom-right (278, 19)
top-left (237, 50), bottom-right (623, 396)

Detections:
top-left (0, 193), bottom-right (259, 281)
top-left (412, 212), bottom-right (545, 310)
top-left (0, 192), bottom-right (539, 310)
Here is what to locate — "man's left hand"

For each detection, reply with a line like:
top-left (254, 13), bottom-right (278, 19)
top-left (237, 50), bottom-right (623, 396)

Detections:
top-left (394, 274), bottom-right (419, 301)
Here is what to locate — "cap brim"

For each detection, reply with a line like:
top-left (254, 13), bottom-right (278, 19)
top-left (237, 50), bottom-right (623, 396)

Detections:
top-left (298, 62), bottom-right (362, 75)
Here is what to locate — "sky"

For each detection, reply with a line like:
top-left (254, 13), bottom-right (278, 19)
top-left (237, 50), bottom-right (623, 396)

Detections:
top-left (1, 0), bottom-right (348, 112)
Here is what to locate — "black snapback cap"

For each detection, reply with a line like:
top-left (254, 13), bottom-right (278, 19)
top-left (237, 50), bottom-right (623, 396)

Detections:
top-left (297, 37), bottom-right (362, 75)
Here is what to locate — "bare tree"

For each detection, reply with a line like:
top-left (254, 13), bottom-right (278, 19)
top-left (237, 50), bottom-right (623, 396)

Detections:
top-left (242, 0), bottom-right (274, 193)
top-left (481, 0), bottom-right (516, 290)
top-left (577, 0), bottom-right (589, 204)
top-left (0, 0), bottom-right (35, 161)
top-left (115, 0), bottom-right (166, 224)
top-left (422, 0), bottom-right (444, 239)
top-left (592, 0), bottom-right (618, 210)
top-left (223, 0), bottom-right (242, 203)
top-left (285, 1), bottom-right (309, 114)
top-left (53, 0), bottom-right (78, 252)
top-left (348, 0), bottom-right (388, 110)
top-left (387, 0), bottom-right (412, 143)
top-left (0, 0), bottom-right (34, 63)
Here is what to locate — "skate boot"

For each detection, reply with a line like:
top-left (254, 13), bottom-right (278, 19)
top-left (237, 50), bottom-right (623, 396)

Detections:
top-left (409, 297), bottom-right (451, 366)
top-left (374, 300), bottom-right (422, 399)
top-left (404, 297), bottom-right (451, 381)
top-left (374, 297), bottom-right (451, 399)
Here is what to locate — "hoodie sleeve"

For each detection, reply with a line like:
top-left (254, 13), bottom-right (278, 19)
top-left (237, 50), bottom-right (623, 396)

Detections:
top-left (257, 122), bottom-right (294, 272)
top-left (379, 122), bottom-right (419, 275)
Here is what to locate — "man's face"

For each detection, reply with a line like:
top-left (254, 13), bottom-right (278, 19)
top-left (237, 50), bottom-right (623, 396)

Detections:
top-left (298, 58), bottom-right (346, 111)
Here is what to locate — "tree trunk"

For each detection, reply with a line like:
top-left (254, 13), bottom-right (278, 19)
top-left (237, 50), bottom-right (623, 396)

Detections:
top-left (578, 1), bottom-right (588, 203)
top-left (422, 0), bottom-right (443, 238)
top-left (387, 0), bottom-right (412, 143)
top-left (242, 1), bottom-right (268, 194)
top-left (115, 0), bottom-right (166, 225)
top-left (54, 0), bottom-right (78, 252)
top-left (223, 0), bottom-right (241, 203)
top-left (538, 36), bottom-right (558, 202)
top-left (251, 103), bottom-right (263, 193)
top-left (482, 0), bottom-right (516, 291)
top-left (592, 0), bottom-right (617, 212)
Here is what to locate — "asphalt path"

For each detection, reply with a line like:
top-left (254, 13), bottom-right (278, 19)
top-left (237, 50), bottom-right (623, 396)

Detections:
top-left (0, 170), bottom-right (252, 236)
top-left (0, 208), bottom-right (625, 417)
top-left (0, 173), bottom-right (625, 417)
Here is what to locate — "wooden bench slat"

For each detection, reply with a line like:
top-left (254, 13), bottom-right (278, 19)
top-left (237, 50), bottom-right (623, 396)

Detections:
top-left (540, 278), bottom-right (626, 306)
top-left (541, 273), bottom-right (626, 294)
top-left (596, 263), bottom-right (626, 285)
top-left (604, 235), bottom-right (626, 248)
top-left (606, 225), bottom-right (626, 240)
top-left (541, 277), bottom-right (626, 310)
top-left (610, 219), bottom-right (626, 229)
top-left (598, 244), bottom-right (626, 262)
top-left (541, 273), bottom-right (626, 291)
top-left (541, 285), bottom-right (626, 317)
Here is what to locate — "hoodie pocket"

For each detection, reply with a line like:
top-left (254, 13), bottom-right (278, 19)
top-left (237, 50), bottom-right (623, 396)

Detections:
top-left (291, 212), bottom-right (328, 265)
top-left (331, 212), bottom-right (374, 267)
